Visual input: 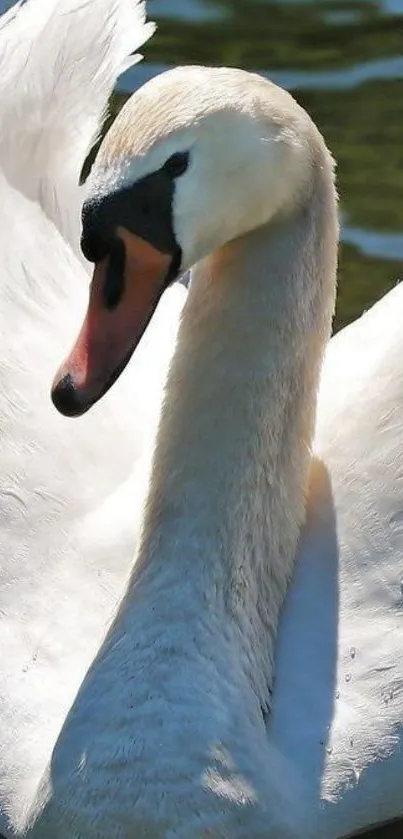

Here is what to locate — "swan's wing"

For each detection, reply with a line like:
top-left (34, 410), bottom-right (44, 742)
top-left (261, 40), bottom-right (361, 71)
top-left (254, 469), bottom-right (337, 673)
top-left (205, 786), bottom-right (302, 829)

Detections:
top-left (270, 283), bottom-right (403, 837)
top-left (0, 0), bottom-right (154, 252)
top-left (0, 2), bottom-right (184, 836)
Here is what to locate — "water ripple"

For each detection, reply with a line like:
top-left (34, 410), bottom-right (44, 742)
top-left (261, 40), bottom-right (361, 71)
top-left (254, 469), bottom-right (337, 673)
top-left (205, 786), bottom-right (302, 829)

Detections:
top-left (118, 55), bottom-right (403, 94)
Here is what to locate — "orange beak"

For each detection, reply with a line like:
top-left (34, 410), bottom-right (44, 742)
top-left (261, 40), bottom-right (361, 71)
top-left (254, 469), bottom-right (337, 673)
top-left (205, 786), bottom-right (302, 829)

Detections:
top-left (51, 227), bottom-right (174, 417)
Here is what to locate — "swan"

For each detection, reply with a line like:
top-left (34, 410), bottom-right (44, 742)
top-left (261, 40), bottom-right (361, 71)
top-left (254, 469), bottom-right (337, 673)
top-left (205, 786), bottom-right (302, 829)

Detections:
top-left (23, 25), bottom-right (403, 839)
top-left (0, 1), bottom-right (402, 838)
top-left (36, 61), bottom-right (338, 839)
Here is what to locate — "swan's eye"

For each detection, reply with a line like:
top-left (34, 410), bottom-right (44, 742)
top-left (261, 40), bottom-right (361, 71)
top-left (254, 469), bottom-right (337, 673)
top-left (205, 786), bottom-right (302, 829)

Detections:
top-left (163, 151), bottom-right (189, 179)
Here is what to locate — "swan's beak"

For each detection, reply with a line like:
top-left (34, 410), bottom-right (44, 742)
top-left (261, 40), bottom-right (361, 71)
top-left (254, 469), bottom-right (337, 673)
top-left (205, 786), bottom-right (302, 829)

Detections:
top-left (51, 227), bottom-right (174, 417)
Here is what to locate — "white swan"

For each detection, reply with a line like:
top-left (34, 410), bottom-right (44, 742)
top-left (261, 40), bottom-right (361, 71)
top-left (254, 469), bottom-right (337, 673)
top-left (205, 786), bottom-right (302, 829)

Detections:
top-left (21, 15), bottom-right (403, 839)
top-left (0, 1), bottom-right (402, 838)
top-left (37, 60), bottom-right (338, 839)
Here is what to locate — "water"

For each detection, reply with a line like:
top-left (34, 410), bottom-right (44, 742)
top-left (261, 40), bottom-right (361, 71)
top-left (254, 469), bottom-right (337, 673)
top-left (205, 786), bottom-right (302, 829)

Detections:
top-left (111, 0), bottom-right (403, 333)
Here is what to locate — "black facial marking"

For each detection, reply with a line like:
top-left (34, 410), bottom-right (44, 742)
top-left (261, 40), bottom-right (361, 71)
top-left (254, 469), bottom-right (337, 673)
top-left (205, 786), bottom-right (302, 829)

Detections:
top-left (103, 237), bottom-right (126, 310)
top-left (81, 230), bottom-right (109, 264)
top-left (81, 153), bottom-right (191, 300)
top-left (81, 155), bottom-right (189, 263)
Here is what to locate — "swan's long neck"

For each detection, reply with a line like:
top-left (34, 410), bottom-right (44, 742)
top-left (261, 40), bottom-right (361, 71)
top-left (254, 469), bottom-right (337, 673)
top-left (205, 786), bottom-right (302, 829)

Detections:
top-left (126, 158), bottom-right (337, 710)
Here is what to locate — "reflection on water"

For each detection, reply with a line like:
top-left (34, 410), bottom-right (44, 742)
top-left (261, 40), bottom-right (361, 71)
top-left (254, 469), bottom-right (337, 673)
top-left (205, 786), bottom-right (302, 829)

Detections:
top-left (112, 0), bottom-right (403, 331)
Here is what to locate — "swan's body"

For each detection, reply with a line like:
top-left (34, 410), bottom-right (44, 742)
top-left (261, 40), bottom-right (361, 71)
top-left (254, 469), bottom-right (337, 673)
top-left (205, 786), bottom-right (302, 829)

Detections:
top-left (273, 288), bottom-right (403, 836)
top-left (0, 2), bottom-right (402, 838)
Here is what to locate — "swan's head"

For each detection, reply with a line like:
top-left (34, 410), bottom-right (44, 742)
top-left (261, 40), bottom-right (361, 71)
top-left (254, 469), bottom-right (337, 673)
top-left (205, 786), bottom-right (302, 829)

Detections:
top-left (51, 66), bottom-right (318, 417)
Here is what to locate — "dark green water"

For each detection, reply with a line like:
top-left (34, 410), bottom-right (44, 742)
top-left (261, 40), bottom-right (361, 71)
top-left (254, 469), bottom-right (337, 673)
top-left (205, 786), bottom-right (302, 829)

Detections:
top-left (112, 0), bottom-right (403, 332)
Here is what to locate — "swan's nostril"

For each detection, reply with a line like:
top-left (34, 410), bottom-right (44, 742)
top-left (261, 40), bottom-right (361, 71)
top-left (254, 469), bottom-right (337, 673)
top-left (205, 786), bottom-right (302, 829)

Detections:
top-left (51, 373), bottom-right (86, 417)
